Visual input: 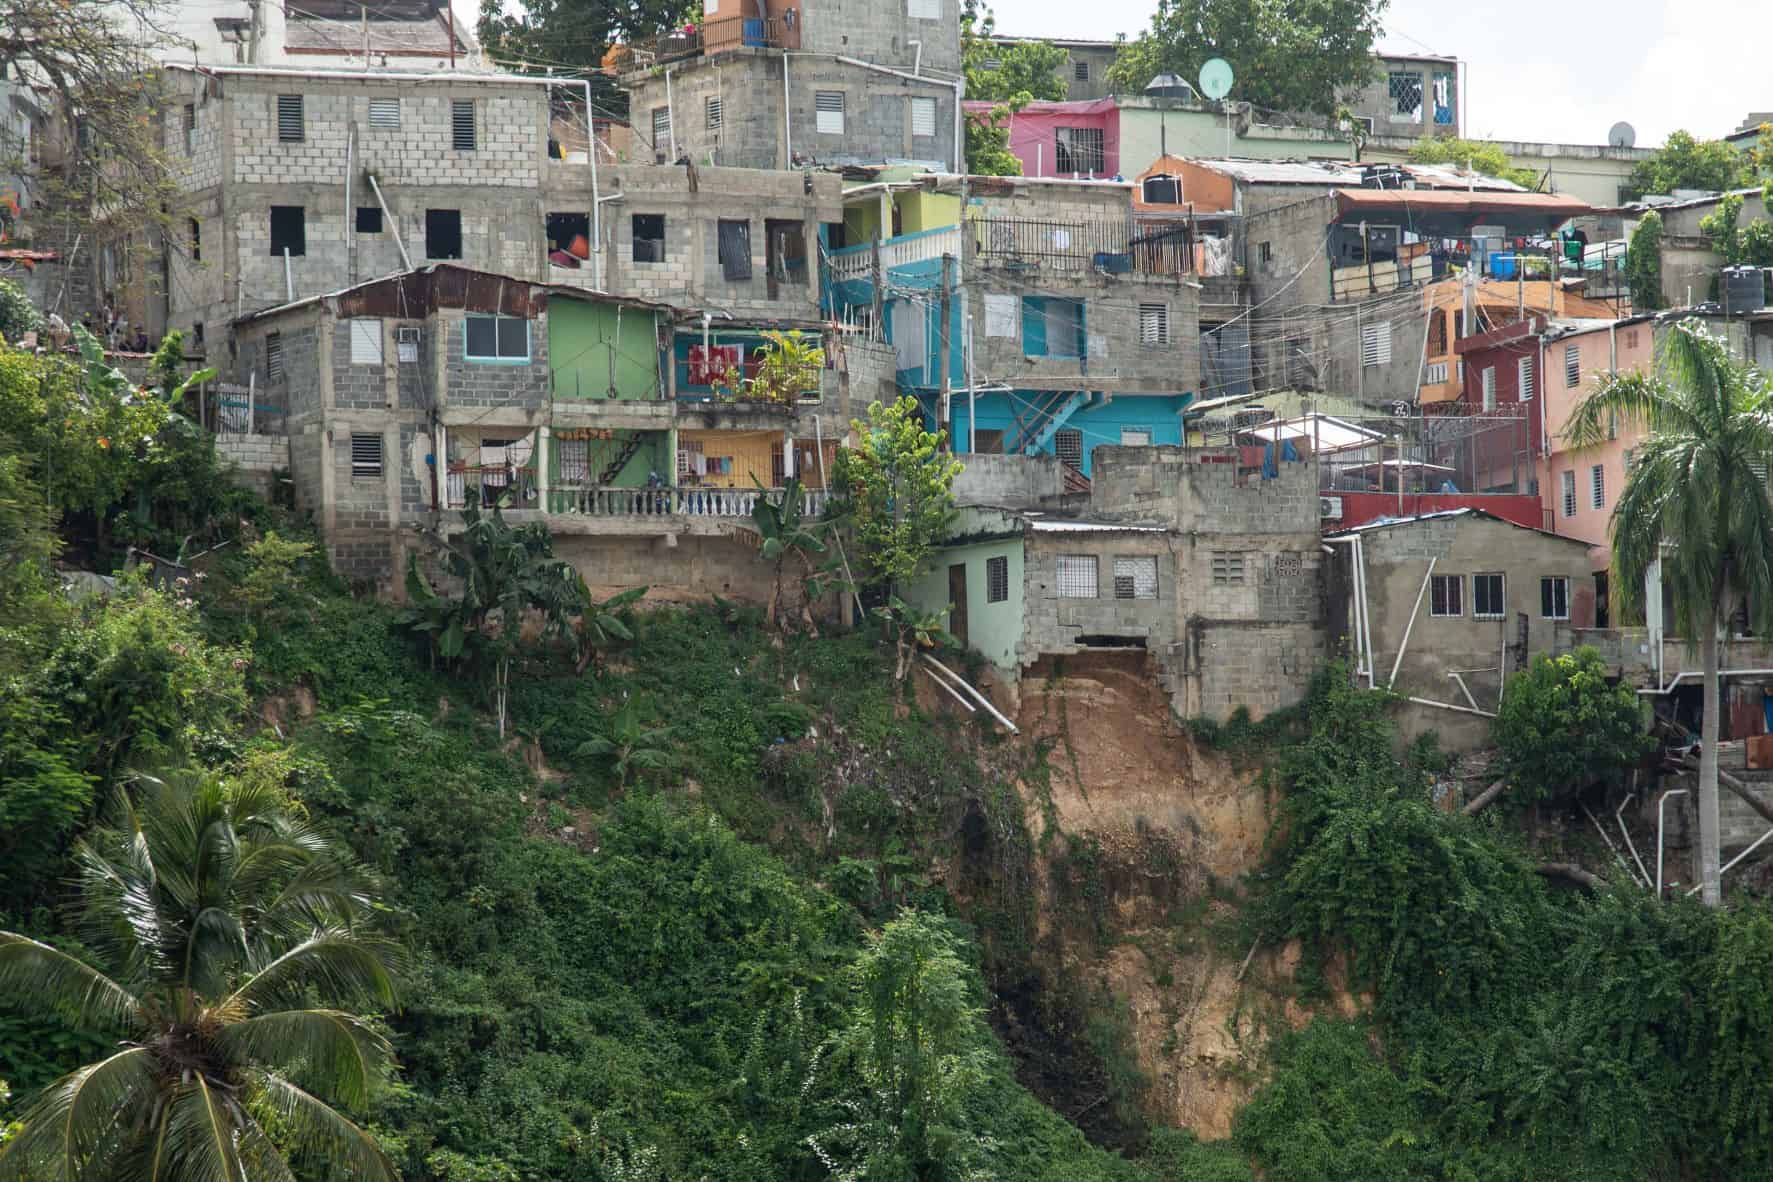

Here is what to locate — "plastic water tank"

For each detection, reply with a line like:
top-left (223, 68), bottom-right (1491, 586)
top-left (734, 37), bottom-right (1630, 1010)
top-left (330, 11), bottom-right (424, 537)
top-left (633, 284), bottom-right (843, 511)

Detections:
top-left (1142, 175), bottom-right (1181, 204)
top-left (1722, 266), bottom-right (1765, 312)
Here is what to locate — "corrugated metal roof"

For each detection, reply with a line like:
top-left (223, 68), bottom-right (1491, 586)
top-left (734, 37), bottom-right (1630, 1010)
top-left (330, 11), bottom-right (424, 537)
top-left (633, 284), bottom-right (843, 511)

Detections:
top-left (284, 14), bottom-right (471, 55)
top-left (1334, 188), bottom-right (1589, 219)
top-left (1027, 519), bottom-right (1169, 533)
top-left (1191, 159), bottom-right (1525, 192)
top-left (1324, 506), bottom-right (1590, 542)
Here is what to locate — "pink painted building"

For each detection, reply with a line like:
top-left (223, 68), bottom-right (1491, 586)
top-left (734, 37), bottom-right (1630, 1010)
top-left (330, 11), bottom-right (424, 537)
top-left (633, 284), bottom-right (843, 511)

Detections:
top-left (963, 98), bottom-right (1120, 179)
top-left (1534, 316), bottom-right (1655, 623)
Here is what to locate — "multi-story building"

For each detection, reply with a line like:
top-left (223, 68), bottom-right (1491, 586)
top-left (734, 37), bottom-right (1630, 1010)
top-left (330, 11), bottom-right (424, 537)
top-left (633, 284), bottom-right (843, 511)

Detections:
top-left (226, 263), bottom-right (896, 590)
top-left (985, 36), bottom-right (1119, 102)
top-left (124, 0), bottom-right (478, 70)
top-left (615, 0), bottom-right (963, 173)
top-left (825, 172), bottom-right (1201, 482)
top-left (1347, 53), bottom-right (1462, 141)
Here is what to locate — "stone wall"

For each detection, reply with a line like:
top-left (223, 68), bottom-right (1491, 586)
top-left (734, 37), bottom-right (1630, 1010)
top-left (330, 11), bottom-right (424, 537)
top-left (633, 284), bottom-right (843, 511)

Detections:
top-left (215, 432), bottom-right (290, 499)
top-left (555, 531), bottom-right (781, 603)
top-left (953, 454), bottom-right (1065, 507)
top-left (1021, 530), bottom-right (1179, 666)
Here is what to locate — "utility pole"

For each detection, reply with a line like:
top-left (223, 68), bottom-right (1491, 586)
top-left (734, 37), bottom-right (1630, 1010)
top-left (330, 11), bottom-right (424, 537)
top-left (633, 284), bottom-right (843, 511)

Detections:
top-left (246, 0), bottom-right (262, 64)
top-left (447, 0), bottom-right (457, 69)
top-left (870, 239), bottom-right (884, 341)
top-left (361, 5), bottom-right (369, 64)
top-left (939, 253), bottom-right (954, 446)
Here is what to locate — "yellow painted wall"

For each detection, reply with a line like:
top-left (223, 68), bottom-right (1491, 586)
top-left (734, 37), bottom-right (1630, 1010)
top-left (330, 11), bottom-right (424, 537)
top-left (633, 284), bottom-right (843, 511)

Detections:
top-left (899, 191), bottom-right (961, 234)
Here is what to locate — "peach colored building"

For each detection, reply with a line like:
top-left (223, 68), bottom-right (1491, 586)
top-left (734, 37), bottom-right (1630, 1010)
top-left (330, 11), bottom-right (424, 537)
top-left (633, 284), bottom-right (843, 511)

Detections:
top-left (1535, 317), bottom-right (1655, 621)
top-left (1419, 279), bottom-right (1623, 404)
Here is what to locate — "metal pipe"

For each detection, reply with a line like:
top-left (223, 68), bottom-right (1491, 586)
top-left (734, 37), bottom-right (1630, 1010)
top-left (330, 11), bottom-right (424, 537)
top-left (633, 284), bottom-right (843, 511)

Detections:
top-left (1388, 556), bottom-right (1436, 688)
top-left (1406, 695), bottom-right (1496, 718)
top-left (1448, 671), bottom-right (1481, 712)
top-left (1687, 824), bottom-right (1773, 895)
top-left (965, 311), bottom-right (977, 454)
top-left (782, 55), bottom-right (792, 168)
top-left (1357, 536), bottom-right (1375, 688)
top-left (1584, 801), bottom-right (1644, 888)
top-left (1656, 788), bottom-right (1689, 896)
top-left (344, 123), bottom-right (355, 285)
top-left (920, 661), bottom-right (977, 712)
top-left (921, 653), bottom-right (1019, 733)
top-left (664, 65), bottom-right (677, 161)
top-left (283, 247), bottom-right (294, 302)
top-left (582, 79), bottom-right (603, 291)
top-left (366, 173), bottom-right (411, 270)
top-left (1617, 795), bottom-right (1651, 889)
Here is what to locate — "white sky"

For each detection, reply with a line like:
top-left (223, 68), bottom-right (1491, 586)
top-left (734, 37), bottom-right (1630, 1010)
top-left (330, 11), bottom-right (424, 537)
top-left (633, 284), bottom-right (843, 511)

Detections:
top-left (976, 0), bottom-right (1773, 148)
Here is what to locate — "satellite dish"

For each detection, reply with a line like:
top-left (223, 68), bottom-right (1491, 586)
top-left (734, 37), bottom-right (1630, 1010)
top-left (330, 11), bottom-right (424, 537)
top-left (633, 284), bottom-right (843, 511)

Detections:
top-left (1198, 57), bottom-right (1235, 102)
top-left (1608, 121), bottom-right (1637, 149)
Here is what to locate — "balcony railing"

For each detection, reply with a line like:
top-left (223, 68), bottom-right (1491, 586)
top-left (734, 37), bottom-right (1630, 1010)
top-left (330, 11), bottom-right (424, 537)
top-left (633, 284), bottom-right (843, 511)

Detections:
top-left (446, 466), bottom-right (538, 511)
top-left (614, 14), bottom-right (790, 69)
top-left (828, 225), bottom-right (964, 283)
top-left (545, 484), bottom-right (829, 519)
top-left (1330, 235), bottom-right (1629, 304)
top-left (974, 216), bottom-right (1191, 276)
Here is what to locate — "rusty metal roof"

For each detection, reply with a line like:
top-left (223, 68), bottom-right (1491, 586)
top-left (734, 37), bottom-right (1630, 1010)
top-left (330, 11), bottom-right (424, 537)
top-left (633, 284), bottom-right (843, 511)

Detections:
top-left (1333, 188), bottom-right (1590, 219)
top-left (234, 265), bottom-right (683, 325)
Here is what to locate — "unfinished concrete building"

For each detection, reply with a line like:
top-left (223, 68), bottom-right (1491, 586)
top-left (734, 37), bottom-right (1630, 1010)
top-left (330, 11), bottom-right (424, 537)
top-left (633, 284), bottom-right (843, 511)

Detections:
top-left (616, 0), bottom-right (963, 172)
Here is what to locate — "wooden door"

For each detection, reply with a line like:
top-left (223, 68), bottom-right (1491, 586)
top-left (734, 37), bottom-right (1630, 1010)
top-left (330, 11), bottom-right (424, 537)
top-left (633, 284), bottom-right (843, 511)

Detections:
top-left (948, 563), bottom-right (969, 648)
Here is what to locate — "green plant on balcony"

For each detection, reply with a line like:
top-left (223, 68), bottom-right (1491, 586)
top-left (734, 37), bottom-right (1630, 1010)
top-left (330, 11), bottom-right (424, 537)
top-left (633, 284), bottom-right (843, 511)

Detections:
top-left (751, 330), bottom-right (825, 405)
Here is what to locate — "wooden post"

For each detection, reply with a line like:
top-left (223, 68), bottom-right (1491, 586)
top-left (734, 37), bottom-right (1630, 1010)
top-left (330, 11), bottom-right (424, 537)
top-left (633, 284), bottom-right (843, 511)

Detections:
top-left (870, 239), bottom-right (884, 341)
top-left (939, 253), bottom-right (954, 445)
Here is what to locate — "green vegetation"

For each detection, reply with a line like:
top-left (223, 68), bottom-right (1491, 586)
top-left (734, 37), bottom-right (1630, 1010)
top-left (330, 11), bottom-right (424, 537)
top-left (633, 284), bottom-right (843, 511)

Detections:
top-left (1567, 318), bottom-right (1773, 906)
top-left (960, 2), bottom-right (1067, 175)
top-left (1107, 0), bottom-right (1387, 118)
top-left (0, 772), bottom-right (399, 1182)
top-left (1698, 190), bottom-right (1773, 268)
top-left (832, 397), bottom-right (963, 594)
top-left (1627, 210), bottom-right (1665, 311)
top-left (1492, 647), bottom-right (1653, 806)
top-left (0, 278), bottom-right (44, 343)
top-left (1405, 136), bottom-right (1539, 190)
top-left (1624, 129), bottom-right (1758, 200)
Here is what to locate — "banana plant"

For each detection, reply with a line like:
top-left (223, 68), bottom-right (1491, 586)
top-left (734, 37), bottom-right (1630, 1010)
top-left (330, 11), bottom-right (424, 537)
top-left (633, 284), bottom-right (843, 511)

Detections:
top-left (871, 595), bottom-right (957, 681)
top-left (751, 475), bottom-right (829, 635)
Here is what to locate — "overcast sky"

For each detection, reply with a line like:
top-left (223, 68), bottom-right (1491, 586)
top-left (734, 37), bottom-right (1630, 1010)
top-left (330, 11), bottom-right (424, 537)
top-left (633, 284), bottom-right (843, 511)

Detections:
top-left (979, 0), bottom-right (1773, 148)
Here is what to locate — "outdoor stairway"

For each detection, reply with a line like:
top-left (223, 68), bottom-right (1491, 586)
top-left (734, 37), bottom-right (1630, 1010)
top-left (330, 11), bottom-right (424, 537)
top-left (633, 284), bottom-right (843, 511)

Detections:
top-left (598, 433), bottom-right (647, 485)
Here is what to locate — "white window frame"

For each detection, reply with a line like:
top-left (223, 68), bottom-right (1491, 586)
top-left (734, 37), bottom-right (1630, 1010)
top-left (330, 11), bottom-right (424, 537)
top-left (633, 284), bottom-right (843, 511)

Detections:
top-left (1056, 554), bottom-right (1098, 598)
top-left (1430, 573), bottom-right (1463, 617)
top-left (815, 91), bottom-right (845, 136)
top-left (349, 318), bottom-right (383, 366)
top-left (349, 432), bottom-right (384, 478)
top-left (1473, 572), bottom-right (1506, 619)
top-left (1119, 427), bottom-right (1152, 446)
top-left (1560, 470), bottom-right (1576, 518)
top-left (1112, 555), bottom-right (1158, 600)
top-left (368, 97), bottom-right (400, 130)
top-left (910, 96), bottom-right (937, 139)
top-left (1361, 320), bottom-right (1392, 367)
top-left (1540, 576), bottom-right (1570, 621)
top-left (464, 314), bottom-right (531, 363)
top-left (1517, 354), bottom-right (1534, 401)
top-left (1565, 343), bottom-right (1581, 387)
top-left (1138, 302), bottom-right (1170, 346)
top-left (1480, 366), bottom-right (1496, 410)
top-left (1591, 463), bottom-right (1606, 509)
top-left (706, 95), bottom-right (723, 132)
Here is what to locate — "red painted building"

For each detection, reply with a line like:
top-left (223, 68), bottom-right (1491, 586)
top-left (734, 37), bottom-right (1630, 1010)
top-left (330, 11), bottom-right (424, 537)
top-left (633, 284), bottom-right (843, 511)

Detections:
top-left (1450, 316), bottom-right (1546, 492)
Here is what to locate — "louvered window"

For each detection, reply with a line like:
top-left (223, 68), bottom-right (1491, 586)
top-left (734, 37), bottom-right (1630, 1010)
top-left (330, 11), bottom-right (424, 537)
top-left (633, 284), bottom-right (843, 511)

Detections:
top-left (815, 91), bottom-right (845, 135)
top-left (1591, 463), bottom-right (1606, 509)
top-left (265, 334), bottom-right (284, 382)
top-left (1211, 552), bottom-right (1246, 585)
top-left (349, 319), bottom-right (383, 365)
top-left (451, 99), bottom-right (476, 151)
top-left (277, 94), bottom-right (303, 142)
top-left (350, 433), bottom-right (383, 477)
top-left (651, 105), bottom-right (671, 150)
top-left (1561, 470), bottom-right (1576, 517)
top-left (986, 556), bottom-right (1009, 603)
top-left (183, 103), bottom-right (196, 153)
top-left (1518, 354), bottom-right (1534, 401)
top-left (1361, 321), bottom-right (1392, 367)
top-left (1565, 344), bottom-right (1581, 387)
top-left (1113, 556), bottom-right (1158, 600)
top-left (706, 96), bottom-right (723, 131)
top-left (368, 98), bottom-right (400, 130)
top-left (1480, 366), bottom-right (1496, 410)
top-left (1054, 428), bottom-right (1083, 467)
top-left (910, 96), bottom-right (936, 138)
top-left (1138, 302), bottom-right (1169, 346)
top-left (1056, 554), bottom-right (1097, 598)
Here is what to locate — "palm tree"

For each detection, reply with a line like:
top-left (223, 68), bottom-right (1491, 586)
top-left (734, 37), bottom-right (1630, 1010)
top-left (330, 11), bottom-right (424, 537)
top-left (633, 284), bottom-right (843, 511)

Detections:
top-left (1567, 318), bottom-right (1773, 906)
top-left (0, 771), bottom-right (401, 1182)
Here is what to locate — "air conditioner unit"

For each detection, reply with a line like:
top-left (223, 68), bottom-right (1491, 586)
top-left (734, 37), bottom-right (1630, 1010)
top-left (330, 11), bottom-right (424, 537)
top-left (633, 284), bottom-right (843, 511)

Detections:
top-left (1319, 495), bottom-right (1344, 520)
top-left (395, 327), bottom-right (421, 344)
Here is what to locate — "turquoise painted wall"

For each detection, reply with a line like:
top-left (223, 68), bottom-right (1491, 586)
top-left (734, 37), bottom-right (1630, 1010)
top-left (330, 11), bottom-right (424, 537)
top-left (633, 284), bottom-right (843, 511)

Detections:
top-left (902, 538), bottom-right (1025, 677)
top-left (947, 391), bottom-right (1194, 476)
top-left (548, 299), bottom-right (663, 401)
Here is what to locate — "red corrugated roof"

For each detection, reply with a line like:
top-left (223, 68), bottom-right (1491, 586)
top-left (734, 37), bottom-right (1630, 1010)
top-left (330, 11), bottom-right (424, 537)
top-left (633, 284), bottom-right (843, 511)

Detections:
top-left (1334, 188), bottom-right (1591, 219)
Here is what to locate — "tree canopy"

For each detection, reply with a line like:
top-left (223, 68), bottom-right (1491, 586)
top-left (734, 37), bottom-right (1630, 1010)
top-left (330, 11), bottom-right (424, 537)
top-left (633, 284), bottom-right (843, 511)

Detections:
top-left (960, 2), bottom-right (1066, 175)
top-left (1406, 136), bottom-right (1539, 189)
top-left (1624, 130), bottom-right (1756, 199)
top-left (1106, 0), bottom-right (1388, 118)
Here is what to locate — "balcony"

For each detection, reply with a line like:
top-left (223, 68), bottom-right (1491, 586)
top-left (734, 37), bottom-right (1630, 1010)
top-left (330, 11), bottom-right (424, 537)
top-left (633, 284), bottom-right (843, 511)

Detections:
top-left (973, 217), bottom-right (1191, 277)
top-left (544, 484), bottom-right (829, 522)
top-left (828, 225), bottom-right (963, 284)
top-left (1329, 234), bottom-right (1626, 305)
top-left (611, 14), bottom-right (793, 70)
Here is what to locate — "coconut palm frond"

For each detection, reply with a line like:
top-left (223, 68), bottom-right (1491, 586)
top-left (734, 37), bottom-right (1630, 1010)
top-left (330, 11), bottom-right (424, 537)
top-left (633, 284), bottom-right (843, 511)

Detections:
top-left (0, 933), bottom-right (142, 1034)
top-left (0, 1047), bottom-right (157, 1181)
top-left (217, 1009), bottom-right (394, 1111)
top-left (229, 929), bottom-right (400, 1015)
top-left (250, 1072), bottom-right (400, 1182)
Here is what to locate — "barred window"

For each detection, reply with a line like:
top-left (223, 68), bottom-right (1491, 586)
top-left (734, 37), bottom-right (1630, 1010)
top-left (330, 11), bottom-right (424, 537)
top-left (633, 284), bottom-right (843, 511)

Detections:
top-left (1054, 428), bottom-right (1083, 467)
top-left (1560, 470), bottom-right (1576, 517)
top-left (1541, 576), bottom-right (1569, 620)
top-left (1211, 552), bottom-right (1245, 585)
top-left (1054, 126), bottom-right (1104, 174)
top-left (986, 555), bottom-right (1009, 603)
top-left (1473, 573), bottom-right (1505, 618)
top-left (350, 433), bottom-right (383, 477)
top-left (1430, 574), bottom-right (1462, 616)
top-left (556, 439), bottom-right (590, 484)
top-left (1113, 556), bottom-right (1158, 600)
top-left (1056, 554), bottom-right (1097, 598)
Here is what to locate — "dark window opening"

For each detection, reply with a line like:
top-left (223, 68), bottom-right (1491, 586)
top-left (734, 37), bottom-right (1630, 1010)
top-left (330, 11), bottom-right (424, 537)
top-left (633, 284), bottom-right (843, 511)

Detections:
top-left (269, 205), bottom-right (305, 256)
top-left (546, 211), bottom-right (590, 267)
top-left (464, 314), bottom-right (530, 361)
top-left (824, 221), bottom-right (847, 251)
top-left (425, 208), bottom-right (462, 259)
top-left (189, 217), bottom-right (202, 262)
top-left (355, 206), bottom-right (383, 233)
top-left (1076, 635), bottom-right (1148, 649)
top-left (277, 93), bottom-right (304, 142)
top-left (717, 219), bottom-right (752, 280)
top-left (632, 214), bottom-right (666, 263)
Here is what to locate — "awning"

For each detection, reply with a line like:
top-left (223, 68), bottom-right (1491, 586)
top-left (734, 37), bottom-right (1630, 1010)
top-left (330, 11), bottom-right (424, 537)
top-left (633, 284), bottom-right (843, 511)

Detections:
top-left (1334, 188), bottom-right (1591, 221)
top-left (1238, 414), bottom-right (1384, 455)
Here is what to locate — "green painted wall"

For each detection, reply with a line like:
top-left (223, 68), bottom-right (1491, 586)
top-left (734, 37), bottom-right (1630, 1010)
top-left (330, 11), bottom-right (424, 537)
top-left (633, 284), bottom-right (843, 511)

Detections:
top-left (548, 300), bottom-right (662, 401)
top-left (902, 538), bottom-right (1025, 677)
top-left (1117, 107), bottom-right (1355, 179)
top-left (844, 200), bottom-right (883, 247)
top-left (900, 192), bottom-right (961, 233)
top-left (549, 431), bottom-right (670, 488)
